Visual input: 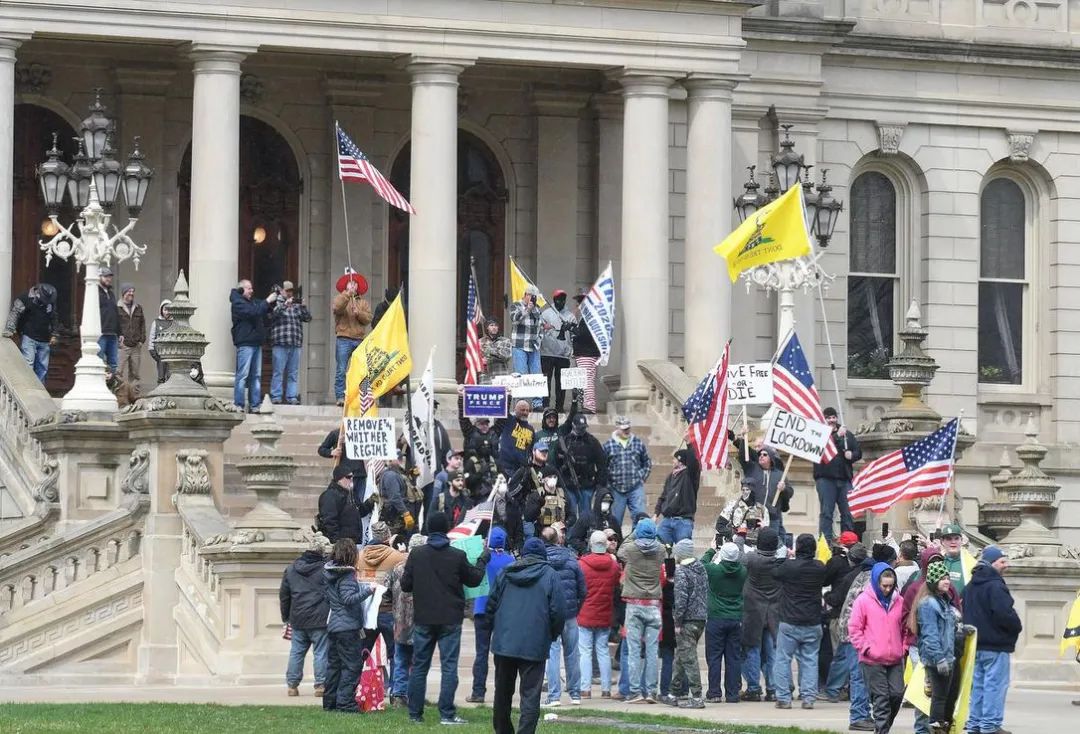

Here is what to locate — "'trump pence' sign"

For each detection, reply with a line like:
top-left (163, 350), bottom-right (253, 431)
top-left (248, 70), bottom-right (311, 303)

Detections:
top-left (726, 362), bottom-right (773, 405)
top-left (764, 409), bottom-right (831, 463)
top-left (344, 417), bottom-right (397, 461)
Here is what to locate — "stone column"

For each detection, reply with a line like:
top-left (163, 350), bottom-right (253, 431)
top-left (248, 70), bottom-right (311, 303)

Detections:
top-left (404, 57), bottom-right (472, 395)
top-left (187, 44), bottom-right (255, 396)
top-left (0, 36), bottom-right (27, 317)
top-left (534, 90), bottom-right (586, 292)
top-left (594, 95), bottom-right (624, 397)
top-left (683, 76), bottom-right (735, 379)
top-left (612, 72), bottom-right (674, 406)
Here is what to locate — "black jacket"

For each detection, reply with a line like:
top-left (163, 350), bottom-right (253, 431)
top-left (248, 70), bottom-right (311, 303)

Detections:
top-left (487, 555), bottom-right (566, 662)
top-left (773, 535), bottom-right (827, 626)
top-left (279, 550), bottom-right (330, 629)
top-left (571, 320), bottom-right (600, 359)
top-left (814, 429), bottom-right (862, 481)
top-left (654, 452), bottom-right (701, 519)
top-left (317, 429), bottom-right (367, 481)
top-left (230, 288), bottom-right (271, 347)
top-left (566, 491), bottom-right (622, 556)
top-left (98, 284), bottom-right (118, 336)
top-left (824, 557), bottom-right (872, 619)
top-left (554, 429), bottom-right (608, 492)
top-left (5, 287), bottom-right (59, 342)
top-left (317, 482), bottom-right (371, 543)
top-left (400, 532), bottom-right (487, 626)
top-left (963, 563), bottom-right (1023, 653)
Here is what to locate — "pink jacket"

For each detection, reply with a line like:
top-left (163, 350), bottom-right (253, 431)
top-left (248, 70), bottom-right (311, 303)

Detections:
top-left (848, 585), bottom-right (906, 666)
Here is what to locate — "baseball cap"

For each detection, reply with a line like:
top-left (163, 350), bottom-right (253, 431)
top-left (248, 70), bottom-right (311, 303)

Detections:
top-left (445, 448), bottom-right (463, 461)
top-left (941, 523), bottom-right (964, 538)
top-left (282, 280), bottom-right (295, 291)
top-left (533, 437), bottom-right (551, 453)
top-left (614, 415), bottom-right (631, 429)
top-left (552, 289), bottom-right (567, 298)
top-left (839, 530), bottom-right (859, 547)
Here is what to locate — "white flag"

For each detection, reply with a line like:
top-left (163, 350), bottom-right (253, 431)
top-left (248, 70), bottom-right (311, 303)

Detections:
top-left (581, 262), bottom-right (616, 366)
top-left (408, 347), bottom-right (438, 489)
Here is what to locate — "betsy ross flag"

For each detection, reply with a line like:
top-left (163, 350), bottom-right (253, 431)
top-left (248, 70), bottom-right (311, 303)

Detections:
top-left (773, 331), bottom-right (837, 463)
top-left (848, 418), bottom-right (959, 515)
top-left (464, 268), bottom-right (485, 385)
top-left (682, 342), bottom-right (732, 471)
top-left (336, 123), bottom-right (416, 214)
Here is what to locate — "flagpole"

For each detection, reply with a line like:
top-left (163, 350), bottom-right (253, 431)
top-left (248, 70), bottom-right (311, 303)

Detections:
top-left (333, 122), bottom-right (355, 273)
top-left (935, 411), bottom-right (963, 529)
top-left (815, 281), bottom-right (845, 426)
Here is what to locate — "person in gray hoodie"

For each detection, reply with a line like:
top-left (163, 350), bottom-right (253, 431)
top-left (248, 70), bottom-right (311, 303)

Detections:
top-left (617, 517), bottom-right (665, 703)
top-left (664, 539), bottom-right (708, 709)
top-left (740, 527), bottom-right (786, 702)
top-left (321, 538), bottom-right (375, 712)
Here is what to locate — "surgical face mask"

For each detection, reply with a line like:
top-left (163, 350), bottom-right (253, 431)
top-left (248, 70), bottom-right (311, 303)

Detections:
top-left (601, 500), bottom-right (611, 513)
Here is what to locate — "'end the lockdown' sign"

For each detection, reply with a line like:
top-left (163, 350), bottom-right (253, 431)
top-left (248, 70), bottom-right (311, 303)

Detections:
top-left (726, 362), bottom-right (773, 405)
top-left (764, 409), bottom-right (830, 463)
top-left (344, 417), bottom-right (396, 461)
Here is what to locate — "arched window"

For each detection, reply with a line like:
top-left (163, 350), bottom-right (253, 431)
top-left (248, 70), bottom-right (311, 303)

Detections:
top-left (978, 178), bottom-right (1027, 385)
top-left (847, 171), bottom-right (898, 380)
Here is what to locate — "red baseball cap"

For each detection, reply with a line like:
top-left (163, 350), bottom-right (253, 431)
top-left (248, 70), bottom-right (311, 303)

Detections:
top-left (839, 531), bottom-right (859, 547)
top-left (552, 289), bottom-right (567, 298)
top-left (335, 270), bottom-right (369, 295)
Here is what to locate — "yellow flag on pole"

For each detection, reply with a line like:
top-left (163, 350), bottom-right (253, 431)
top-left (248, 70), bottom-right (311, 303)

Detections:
top-left (713, 182), bottom-right (812, 282)
top-left (815, 534), bottom-right (832, 563)
top-left (509, 257), bottom-right (547, 309)
top-left (344, 293), bottom-right (412, 417)
top-left (1061, 591), bottom-right (1080, 656)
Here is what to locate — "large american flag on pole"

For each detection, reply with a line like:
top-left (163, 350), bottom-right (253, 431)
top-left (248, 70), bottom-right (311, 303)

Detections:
top-left (681, 342), bottom-right (731, 471)
top-left (848, 418), bottom-right (959, 515)
top-left (336, 122), bottom-right (416, 214)
top-left (464, 268), bottom-right (485, 385)
top-left (773, 331), bottom-right (837, 462)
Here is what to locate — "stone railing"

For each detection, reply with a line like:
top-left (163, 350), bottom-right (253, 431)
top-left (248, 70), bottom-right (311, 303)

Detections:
top-left (0, 494), bottom-right (147, 615)
top-left (175, 494), bottom-right (231, 653)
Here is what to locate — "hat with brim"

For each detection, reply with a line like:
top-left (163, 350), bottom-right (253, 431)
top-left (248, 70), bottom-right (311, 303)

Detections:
top-left (941, 523), bottom-right (964, 538)
top-left (335, 270), bottom-right (369, 295)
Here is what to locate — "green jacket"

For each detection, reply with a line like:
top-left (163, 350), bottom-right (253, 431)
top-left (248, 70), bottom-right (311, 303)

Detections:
top-left (701, 548), bottom-right (748, 620)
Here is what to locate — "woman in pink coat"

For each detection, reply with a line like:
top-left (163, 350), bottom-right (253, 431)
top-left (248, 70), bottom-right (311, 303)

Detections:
top-left (848, 562), bottom-right (905, 734)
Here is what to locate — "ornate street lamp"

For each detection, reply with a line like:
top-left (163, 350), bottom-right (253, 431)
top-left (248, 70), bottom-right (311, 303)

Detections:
top-left (734, 165), bottom-right (768, 223)
top-left (770, 124), bottom-right (804, 193)
top-left (36, 90), bottom-right (154, 413)
top-left (811, 170), bottom-right (843, 247)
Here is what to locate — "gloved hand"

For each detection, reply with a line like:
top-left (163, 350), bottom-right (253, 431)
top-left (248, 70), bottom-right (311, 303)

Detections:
top-left (935, 659), bottom-right (953, 677)
top-left (403, 512), bottom-right (415, 531)
top-left (478, 549), bottom-right (492, 565)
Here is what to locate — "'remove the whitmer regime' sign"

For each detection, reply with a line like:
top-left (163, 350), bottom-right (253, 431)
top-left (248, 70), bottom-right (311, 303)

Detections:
top-left (344, 417), bottom-right (397, 461)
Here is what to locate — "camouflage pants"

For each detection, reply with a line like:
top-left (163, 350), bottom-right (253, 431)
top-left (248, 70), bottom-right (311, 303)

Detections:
top-left (671, 620), bottom-right (705, 698)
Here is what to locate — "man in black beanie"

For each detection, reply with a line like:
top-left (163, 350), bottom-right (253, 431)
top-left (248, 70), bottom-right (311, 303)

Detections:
top-left (740, 526), bottom-right (784, 701)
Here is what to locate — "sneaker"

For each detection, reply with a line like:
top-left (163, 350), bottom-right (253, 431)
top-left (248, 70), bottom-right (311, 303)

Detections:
top-left (802, 701), bottom-right (815, 710)
top-left (541, 700), bottom-right (561, 708)
top-left (740, 690), bottom-right (762, 702)
top-left (658, 694), bottom-right (680, 707)
top-left (626, 695), bottom-right (647, 704)
top-left (823, 693), bottom-right (843, 704)
top-left (440, 716), bottom-right (467, 725)
top-left (601, 691), bottom-right (611, 699)
top-left (287, 687), bottom-right (298, 697)
top-left (776, 701), bottom-right (792, 709)
top-left (850, 721), bottom-right (875, 731)
top-left (679, 697), bottom-right (706, 710)
top-left (335, 399), bottom-right (345, 407)
top-left (313, 685), bottom-right (325, 698)
top-left (706, 695), bottom-right (723, 703)
top-left (645, 696), bottom-right (657, 704)
top-left (570, 698), bottom-right (581, 706)
top-left (465, 695), bottom-right (484, 704)
top-left (611, 692), bottom-right (626, 701)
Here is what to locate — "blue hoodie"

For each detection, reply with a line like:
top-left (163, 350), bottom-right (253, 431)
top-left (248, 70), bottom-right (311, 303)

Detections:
top-left (475, 527), bottom-right (515, 615)
top-left (870, 561), bottom-right (896, 610)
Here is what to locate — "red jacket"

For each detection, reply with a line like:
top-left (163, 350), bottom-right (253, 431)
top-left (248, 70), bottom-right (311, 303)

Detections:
top-left (577, 552), bottom-right (621, 628)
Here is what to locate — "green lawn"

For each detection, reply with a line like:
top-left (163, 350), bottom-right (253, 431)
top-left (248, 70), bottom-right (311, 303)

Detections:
top-left (0, 703), bottom-right (839, 734)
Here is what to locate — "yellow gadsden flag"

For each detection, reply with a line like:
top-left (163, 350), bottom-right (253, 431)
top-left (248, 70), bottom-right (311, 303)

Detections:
top-left (509, 257), bottom-right (547, 309)
top-left (344, 293), bottom-right (412, 417)
top-left (1061, 591), bottom-right (1080, 656)
top-left (815, 534), bottom-right (833, 563)
top-left (714, 182), bottom-right (812, 282)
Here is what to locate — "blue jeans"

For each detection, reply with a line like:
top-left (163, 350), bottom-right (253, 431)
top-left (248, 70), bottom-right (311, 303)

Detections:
top-left (705, 618), bottom-right (743, 701)
top-left (270, 345), bottom-right (301, 402)
top-left (659, 645), bottom-right (674, 697)
top-left (825, 640), bottom-right (870, 722)
top-left (618, 636), bottom-right (662, 697)
top-left (743, 628), bottom-right (776, 696)
top-left (774, 622), bottom-right (822, 705)
top-left (511, 347), bottom-right (543, 407)
top-left (578, 626), bottom-right (611, 694)
top-left (286, 627), bottom-right (328, 688)
top-left (816, 477), bottom-right (855, 540)
top-left (97, 334), bottom-right (118, 373)
top-left (408, 623), bottom-right (461, 721)
top-left (20, 335), bottom-right (50, 382)
top-left (471, 613), bottom-right (493, 698)
top-left (566, 487), bottom-right (595, 525)
top-left (392, 642), bottom-right (413, 697)
top-left (968, 650), bottom-right (1010, 733)
top-left (334, 337), bottom-right (360, 401)
top-left (234, 345), bottom-right (262, 408)
top-left (625, 604), bottom-right (661, 698)
top-left (546, 618), bottom-right (581, 702)
top-left (658, 517), bottom-right (694, 545)
top-left (610, 483), bottom-right (647, 529)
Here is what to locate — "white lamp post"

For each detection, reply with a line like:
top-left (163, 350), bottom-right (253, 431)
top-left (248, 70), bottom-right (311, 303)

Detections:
top-left (35, 90), bottom-right (154, 413)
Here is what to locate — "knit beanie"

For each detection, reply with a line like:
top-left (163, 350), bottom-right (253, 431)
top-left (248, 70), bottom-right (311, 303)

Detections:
top-left (756, 527), bottom-right (779, 554)
top-left (980, 545), bottom-right (1005, 566)
top-left (370, 521), bottom-right (391, 544)
top-left (925, 560), bottom-right (949, 588)
top-left (408, 534), bottom-right (428, 551)
top-left (673, 539), bottom-right (695, 561)
top-left (848, 542), bottom-right (868, 564)
top-left (589, 530), bottom-right (608, 554)
top-left (720, 542), bottom-right (741, 563)
top-left (523, 537), bottom-right (547, 558)
top-left (427, 511), bottom-right (450, 534)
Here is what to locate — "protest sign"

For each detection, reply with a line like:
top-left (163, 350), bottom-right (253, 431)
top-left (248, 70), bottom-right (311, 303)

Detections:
top-left (451, 535), bottom-right (489, 600)
top-left (764, 409), bottom-right (831, 463)
top-left (492, 373), bottom-right (549, 398)
top-left (463, 385), bottom-right (509, 419)
top-left (726, 362), bottom-right (773, 405)
top-left (560, 368), bottom-right (587, 391)
top-left (344, 417), bottom-right (396, 461)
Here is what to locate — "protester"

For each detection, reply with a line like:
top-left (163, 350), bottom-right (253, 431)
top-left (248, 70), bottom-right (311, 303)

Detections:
top-left (269, 280), bottom-right (311, 405)
top-left (939, 524), bottom-right (969, 595)
top-left (97, 267), bottom-right (119, 374)
top-left (823, 543), bottom-right (873, 729)
top-left (3, 283), bottom-right (59, 382)
top-left (902, 547), bottom-right (959, 734)
top-left (540, 288), bottom-right (575, 410)
top-left (510, 285), bottom-right (545, 407)
top-left (721, 478), bottom-right (769, 531)
top-left (895, 540), bottom-right (920, 590)
top-left (322, 538), bottom-right (374, 712)
top-left (542, 526), bottom-right (586, 707)
top-left (371, 285), bottom-right (396, 330)
top-left (618, 517), bottom-right (664, 703)
top-left (463, 436), bottom-right (499, 502)
top-left (279, 542), bottom-right (329, 697)
top-left (603, 416), bottom-right (652, 529)
top-left (467, 527), bottom-right (515, 704)
top-left (431, 470), bottom-right (472, 528)
top-left (357, 521), bottom-right (404, 679)
top-left (147, 299), bottom-right (172, 384)
top-left (848, 563), bottom-right (905, 734)
top-left (660, 539), bottom-right (707, 709)
top-left (316, 427), bottom-right (366, 494)
top-left (824, 531), bottom-right (861, 588)
top-left (554, 412), bottom-right (607, 523)
top-left (570, 292), bottom-right (601, 413)
top-left (658, 555), bottom-right (677, 699)
top-left (755, 448), bottom-right (794, 542)
top-left (378, 452), bottom-right (415, 537)
top-left (773, 533), bottom-right (828, 709)
top-left (498, 399), bottom-right (536, 478)
top-left (117, 283), bottom-right (146, 391)
top-left (577, 530), bottom-right (621, 700)
top-left (488, 537), bottom-right (566, 734)
top-left (505, 439), bottom-right (558, 548)
top-left (740, 527), bottom-right (783, 702)
top-left (523, 449), bottom-right (570, 538)
top-left (331, 271), bottom-right (372, 407)
top-left (230, 278), bottom-right (276, 411)
top-left (729, 428), bottom-right (767, 485)
top-left (534, 408), bottom-right (566, 461)
top-left (654, 448), bottom-right (701, 545)
top-left (385, 533), bottom-right (426, 708)
top-left (695, 539), bottom-right (746, 704)
top-left (400, 511), bottom-right (489, 725)
top-left (567, 491), bottom-right (622, 557)
top-left (814, 407), bottom-right (861, 541)
top-left (316, 465), bottom-right (374, 543)
top-left (460, 409), bottom-right (498, 457)
top-left (963, 546), bottom-right (1022, 734)
top-left (480, 318), bottom-right (512, 383)
top-left (911, 561), bottom-right (960, 734)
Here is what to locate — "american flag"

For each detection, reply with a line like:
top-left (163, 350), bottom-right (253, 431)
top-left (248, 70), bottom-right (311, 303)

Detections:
top-left (773, 331), bottom-right (837, 463)
top-left (336, 123), bottom-right (416, 214)
top-left (448, 501), bottom-right (494, 540)
top-left (681, 342), bottom-right (731, 471)
top-left (848, 419), bottom-right (959, 515)
top-left (464, 269), bottom-right (485, 385)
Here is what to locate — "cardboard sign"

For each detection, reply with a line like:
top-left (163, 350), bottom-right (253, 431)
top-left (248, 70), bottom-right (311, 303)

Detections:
top-left (727, 362), bottom-right (773, 405)
top-left (452, 535), bottom-right (489, 600)
top-left (492, 373), bottom-right (549, 398)
top-left (764, 409), bottom-right (831, 463)
top-left (463, 385), bottom-right (509, 419)
top-left (344, 417), bottom-right (396, 461)
top-left (560, 368), bottom-right (587, 391)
